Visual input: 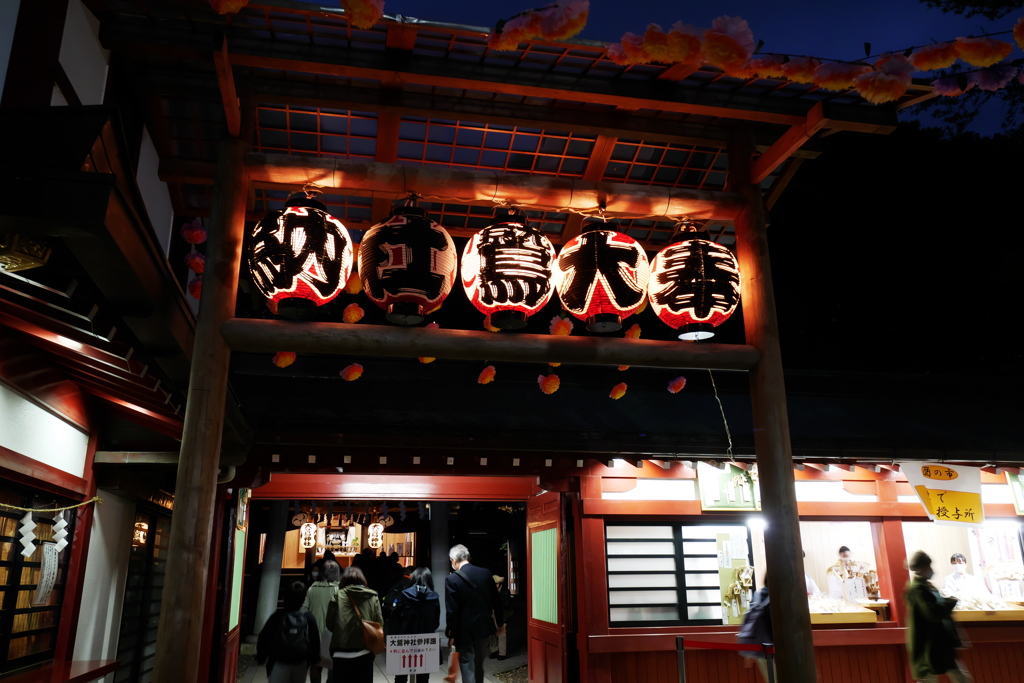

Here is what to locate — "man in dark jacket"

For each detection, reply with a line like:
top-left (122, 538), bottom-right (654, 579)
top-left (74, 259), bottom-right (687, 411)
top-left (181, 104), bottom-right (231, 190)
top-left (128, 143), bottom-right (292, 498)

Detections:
top-left (444, 544), bottom-right (504, 683)
top-left (905, 551), bottom-right (973, 683)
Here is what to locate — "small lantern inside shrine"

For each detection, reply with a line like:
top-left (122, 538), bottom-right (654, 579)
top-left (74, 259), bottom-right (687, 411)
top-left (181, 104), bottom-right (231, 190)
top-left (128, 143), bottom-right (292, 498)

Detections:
top-left (358, 199), bottom-right (458, 325)
top-left (648, 227), bottom-right (741, 340)
top-left (554, 221), bottom-right (650, 332)
top-left (248, 191), bottom-right (353, 320)
top-left (300, 522), bottom-right (318, 549)
top-left (132, 521), bottom-right (149, 547)
top-left (367, 522), bottom-right (385, 549)
top-left (461, 206), bottom-right (557, 330)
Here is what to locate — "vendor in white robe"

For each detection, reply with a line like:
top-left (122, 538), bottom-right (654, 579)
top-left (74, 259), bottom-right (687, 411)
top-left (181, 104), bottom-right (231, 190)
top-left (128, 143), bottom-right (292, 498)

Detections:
top-left (942, 553), bottom-right (992, 598)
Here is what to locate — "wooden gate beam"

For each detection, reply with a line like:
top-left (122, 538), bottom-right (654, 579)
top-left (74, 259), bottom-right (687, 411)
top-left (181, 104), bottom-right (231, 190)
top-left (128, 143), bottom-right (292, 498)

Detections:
top-left (220, 319), bottom-right (759, 371)
top-left (152, 138), bottom-right (249, 683)
top-left (243, 152), bottom-right (746, 221)
top-left (729, 131), bottom-right (816, 683)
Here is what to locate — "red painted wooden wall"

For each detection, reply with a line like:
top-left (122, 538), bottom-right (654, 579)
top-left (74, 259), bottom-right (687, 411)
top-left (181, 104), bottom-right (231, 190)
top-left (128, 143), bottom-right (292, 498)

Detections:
top-left (961, 642), bottom-right (1024, 682)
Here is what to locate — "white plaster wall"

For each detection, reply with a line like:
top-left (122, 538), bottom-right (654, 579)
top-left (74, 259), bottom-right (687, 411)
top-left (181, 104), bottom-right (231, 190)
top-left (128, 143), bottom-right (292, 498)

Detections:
top-left (0, 0), bottom-right (21, 98)
top-left (0, 381), bottom-right (89, 478)
top-left (72, 491), bottom-right (135, 681)
top-left (136, 127), bottom-right (175, 255)
top-left (59, 0), bottom-right (109, 105)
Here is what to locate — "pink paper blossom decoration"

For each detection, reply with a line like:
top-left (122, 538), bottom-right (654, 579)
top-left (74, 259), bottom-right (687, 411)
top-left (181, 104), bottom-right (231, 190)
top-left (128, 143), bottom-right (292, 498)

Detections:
top-left (972, 63), bottom-right (1019, 91)
top-left (956, 37), bottom-right (1012, 68)
top-left (184, 252), bottom-right (205, 274)
top-left (702, 16), bottom-right (755, 74)
top-left (932, 75), bottom-right (975, 96)
top-left (909, 42), bottom-right (959, 71)
top-left (667, 376), bottom-right (687, 394)
top-left (781, 57), bottom-right (821, 84)
top-left (181, 218), bottom-right (207, 245)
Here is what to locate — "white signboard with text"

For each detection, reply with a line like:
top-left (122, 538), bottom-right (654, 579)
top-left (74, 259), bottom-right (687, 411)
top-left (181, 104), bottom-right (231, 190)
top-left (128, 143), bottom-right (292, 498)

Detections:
top-left (385, 633), bottom-right (441, 675)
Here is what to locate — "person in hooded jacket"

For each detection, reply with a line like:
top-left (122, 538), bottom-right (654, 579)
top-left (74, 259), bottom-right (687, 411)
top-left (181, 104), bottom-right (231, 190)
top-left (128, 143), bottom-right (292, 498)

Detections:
top-left (386, 567), bottom-right (442, 683)
top-left (304, 560), bottom-right (341, 683)
top-left (326, 566), bottom-right (384, 683)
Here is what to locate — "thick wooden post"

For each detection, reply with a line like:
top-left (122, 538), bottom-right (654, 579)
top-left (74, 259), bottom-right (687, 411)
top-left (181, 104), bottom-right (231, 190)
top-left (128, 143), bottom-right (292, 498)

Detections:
top-left (152, 138), bottom-right (248, 683)
top-left (728, 131), bottom-right (816, 683)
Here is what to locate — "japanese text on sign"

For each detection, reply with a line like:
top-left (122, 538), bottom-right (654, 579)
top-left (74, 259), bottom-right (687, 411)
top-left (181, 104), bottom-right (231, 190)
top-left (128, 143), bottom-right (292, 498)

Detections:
top-left (385, 633), bottom-right (441, 675)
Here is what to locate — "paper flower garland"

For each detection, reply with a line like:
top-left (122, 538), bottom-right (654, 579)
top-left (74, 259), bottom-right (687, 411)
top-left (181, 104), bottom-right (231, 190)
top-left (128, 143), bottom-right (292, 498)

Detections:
top-left (187, 277), bottom-right (202, 300)
top-left (343, 303), bottom-right (365, 324)
top-left (184, 253), bottom-right (205, 274)
top-left (478, 366), bottom-right (497, 384)
top-left (781, 56), bottom-right (821, 84)
top-left (609, 383), bottom-right (627, 399)
top-left (341, 363), bottom-right (364, 381)
top-left (974, 63), bottom-right (1018, 90)
top-left (181, 218), bottom-right (207, 245)
top-left (489, 0), bottom-right (590, 51)
top-left (853, 54), bottom-right (915, 104)
top-left (955, 36), bottom-right (1013, 67)
top-left (910, 42), bottom-right (959, 70)
top-left (342, 0), bottom-right (384, 30)
top-left (549, 316), bottom-right (573, 336)
top-left (1016, 17), bottom-right (1024, 50)
top-left (273, 352), bottom-right (297, 368)
top-left (344, 271), bottom-right (363, 295)
top-left (813, 62), bottom-right (871, 91)
top-left (702, 16), bottom-right (756, 75)
top-left (538, 374), bottom-right (560, 394)
top-left (667, 376), bottom-right (687, 394)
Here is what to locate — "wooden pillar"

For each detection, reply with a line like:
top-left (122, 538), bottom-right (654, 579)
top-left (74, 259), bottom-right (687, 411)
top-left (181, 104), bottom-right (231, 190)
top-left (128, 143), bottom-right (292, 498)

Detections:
top-left (728, 130), bottom-right (816, 683)
top-left (872, 518), bottom-right (909, 625)
top-left (152, 138), bottom-right (249, 683)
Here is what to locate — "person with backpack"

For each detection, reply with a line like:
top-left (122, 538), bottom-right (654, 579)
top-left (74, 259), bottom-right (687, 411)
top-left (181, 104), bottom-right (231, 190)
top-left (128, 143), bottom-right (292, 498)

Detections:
top-left (326, 566), bottom-right (384, 683)
top-left (736, 575), bottom-right (773, 683)
top-left (386, 567), bottom-right (441, 683)
top-left (256, 580), bottom-right (320, 683)
top-left (304, 560), bottom-right (342, 683)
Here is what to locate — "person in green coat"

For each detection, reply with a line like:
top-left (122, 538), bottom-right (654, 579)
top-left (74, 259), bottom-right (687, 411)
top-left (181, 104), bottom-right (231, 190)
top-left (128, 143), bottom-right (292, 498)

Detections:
top-left (904, 551), bottom-right (973, 683)
top-left (304, 560), bottom-right (341, 683)
top-left (326, 566), bottom-right (384, 683)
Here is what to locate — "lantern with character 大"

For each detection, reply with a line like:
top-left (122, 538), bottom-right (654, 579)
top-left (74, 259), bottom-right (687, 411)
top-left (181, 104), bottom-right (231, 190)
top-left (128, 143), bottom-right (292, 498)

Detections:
top-left (648, 226), bottom-right (741, 340)
top-left (554, 220), bottom-right (650, 332)
top-left (358, 199), bottom-right (458, 325)
top-left (461, 206), bottom-right (558, 330)
top-left (247, 191), bottom-right (353, 320)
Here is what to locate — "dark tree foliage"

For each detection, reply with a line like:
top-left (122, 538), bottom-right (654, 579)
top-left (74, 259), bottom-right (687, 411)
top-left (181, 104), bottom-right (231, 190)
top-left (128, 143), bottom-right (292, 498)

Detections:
top-left (909, 65), bottom-right (1024, 140)
top-left (920, 0), bottom-right (1023, 19)
top-left (769, 123), bottom-right (1023, 377)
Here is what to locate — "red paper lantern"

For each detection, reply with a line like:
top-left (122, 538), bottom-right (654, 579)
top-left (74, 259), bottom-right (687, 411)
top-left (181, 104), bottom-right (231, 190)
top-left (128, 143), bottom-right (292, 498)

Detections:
top-left (248, 193), bottom-right (353, 320)
top-left (461, 207), bottom-right (557, 330)
top-left (648, 229), bottom-right (740, 340)
top-left (554, 224), bottom-right (650, 332)
top-left (358, 202), bottom-right (458, 325)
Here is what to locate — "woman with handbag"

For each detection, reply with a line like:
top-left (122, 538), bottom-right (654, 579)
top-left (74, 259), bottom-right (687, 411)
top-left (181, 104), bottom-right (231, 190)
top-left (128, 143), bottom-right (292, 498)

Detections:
top-left (304, 560), bottom-right (341, 683)
top-left (326, 566), bottom-right (385, 683)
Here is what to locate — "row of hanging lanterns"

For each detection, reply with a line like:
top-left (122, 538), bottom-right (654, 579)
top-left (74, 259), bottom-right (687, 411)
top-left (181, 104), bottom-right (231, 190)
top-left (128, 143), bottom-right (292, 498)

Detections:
top-left (245, 193), bottom-right (741, 340)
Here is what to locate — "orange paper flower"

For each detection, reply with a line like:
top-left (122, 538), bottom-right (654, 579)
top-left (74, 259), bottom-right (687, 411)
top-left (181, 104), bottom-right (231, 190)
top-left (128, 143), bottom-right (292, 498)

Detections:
top-left (540, 0), bottom-right (589, 42)
top-left (187, 277), bottom-right (202, 300)
top-left (272, 352), bottom-right (296, 368)
top-left (812, 62), bottom-right (871, 91)
top-left (340, 363), bottom-right (363, 381)
top-left (538, 374), bottom-right (561, 394)
top-left (418, 356), bottom-right (436, 364)
top-left (343, 303), bottom-right (364, 324)
top-left (478, 366), bottom-right (497, 384)
top-left (267, 300), bottom-right (279, 315)
top-left (1015, 16), bottom-right (1024, 51)
top-left (613, 32), bottom-right (652, 65)
top-left (618, 365), bottom-right (630, 371)
top-left (854, 55), bottom-right (914, 104)
top-left (746, 55), bottom-right (786, 79)
top-left (609, 383), bottom-right (627, 400)
top-left (549, 362), bottom-right (561, 367)
top-left (483, 316), bottom-right (501, 333)
top-left (342, 0), bottom-right (384, 30)
top-left (209, 0), bottom-right (248, 15)
top-left (181, 218), bottom-right (207, 245)
top-left (549, 316), bottom-right (573, 335)
top-left (955, 37), bottom-right (1013, 67)
top-left (624, 324), bottom-right (641, 339)
top-left (667, 376), bottom-right (687, 394)
top-left (665, 23), bottom-right (704, 65)
top-left (344, 271), bottom-right (363, 294)
top-left (781, 57), bottom-right (821, 84)
top-left (642, 24), bottom-right (673, 63)
top-left (909, 42), bottom-right (959, 71)
top-left (702, 16), bottom-right (755, 75)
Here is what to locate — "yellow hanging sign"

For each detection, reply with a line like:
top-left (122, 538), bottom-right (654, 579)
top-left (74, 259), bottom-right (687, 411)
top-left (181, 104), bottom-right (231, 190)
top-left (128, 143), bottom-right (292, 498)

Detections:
top-left (900, 462), bottom-right (984, 527)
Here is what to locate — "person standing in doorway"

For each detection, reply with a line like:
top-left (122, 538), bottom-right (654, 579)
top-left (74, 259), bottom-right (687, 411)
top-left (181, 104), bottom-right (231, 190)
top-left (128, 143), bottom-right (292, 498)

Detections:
top-left (444, 545), bottom-right (504, 683)
top-left (905, 551), bottom-right (973, 683)
top-left (387, 567), bottom-right (441, 683)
